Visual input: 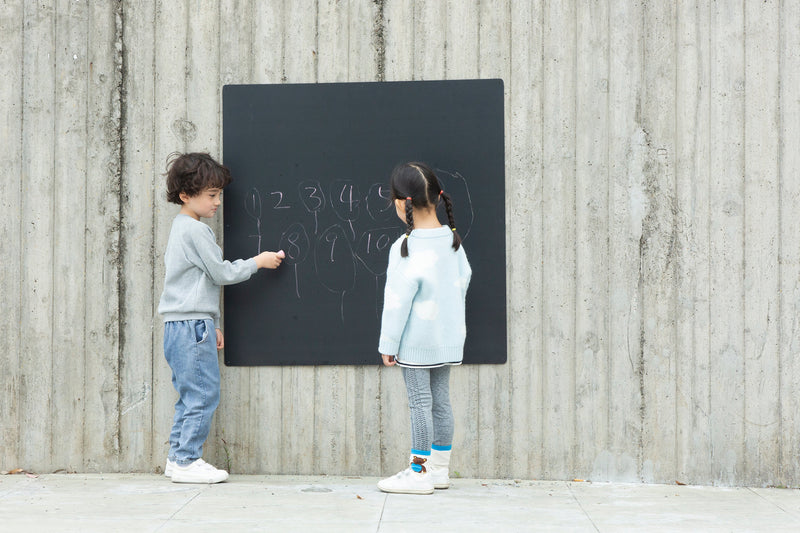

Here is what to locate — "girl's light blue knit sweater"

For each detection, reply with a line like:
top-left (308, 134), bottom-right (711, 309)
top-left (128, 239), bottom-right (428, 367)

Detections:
top-left (378, 225), bottom-right (472, 368)
top-left (158, 214), bottom-right (257, 328)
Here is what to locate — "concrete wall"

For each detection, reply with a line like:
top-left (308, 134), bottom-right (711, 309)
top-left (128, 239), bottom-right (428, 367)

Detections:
top-left (2, 0), bottom-right (799, 487)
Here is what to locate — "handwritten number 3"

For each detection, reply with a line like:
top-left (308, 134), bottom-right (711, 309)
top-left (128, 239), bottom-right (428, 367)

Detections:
top-left (304, 187), bottom-right (323, 210)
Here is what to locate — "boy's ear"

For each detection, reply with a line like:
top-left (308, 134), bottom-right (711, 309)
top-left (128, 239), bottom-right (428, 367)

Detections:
top-left (178, 191), bottom-right (190, 204)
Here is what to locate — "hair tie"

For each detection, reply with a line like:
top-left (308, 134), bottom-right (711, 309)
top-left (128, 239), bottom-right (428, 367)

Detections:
top-left (406, 196), bottom-right (412, 201)
top-left (439, 190), bottom-right (443, 196)
top-left (404, 234), bottom-right (409, 239)
top-left (452, 227), bottom-right (456, 231)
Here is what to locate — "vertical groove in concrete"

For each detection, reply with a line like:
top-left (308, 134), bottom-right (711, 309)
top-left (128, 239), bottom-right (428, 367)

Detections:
top-left (113, 0), bottom-right (126, 464)
top-left (373, 0), bottom-right (385, 81)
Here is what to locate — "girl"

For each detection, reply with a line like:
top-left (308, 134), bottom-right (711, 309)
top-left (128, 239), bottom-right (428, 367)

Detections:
top-left (377, 162), bottom-right (472, 495)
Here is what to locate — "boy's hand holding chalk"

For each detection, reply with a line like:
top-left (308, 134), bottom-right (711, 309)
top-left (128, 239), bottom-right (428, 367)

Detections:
top-left (255, 250), bottom-right (284, 269)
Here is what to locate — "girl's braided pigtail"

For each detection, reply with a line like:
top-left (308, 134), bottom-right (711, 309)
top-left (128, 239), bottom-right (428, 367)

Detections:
top-left (440, 191), bottom-right (462, 252)
top-left (401, 197), bottom-right (414, 257)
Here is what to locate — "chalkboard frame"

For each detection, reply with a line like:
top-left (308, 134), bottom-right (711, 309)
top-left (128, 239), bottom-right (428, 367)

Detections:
top-left (222, 79), bottom-right (506, 366)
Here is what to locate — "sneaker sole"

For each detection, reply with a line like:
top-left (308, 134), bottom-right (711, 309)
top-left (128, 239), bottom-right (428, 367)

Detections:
top-left (433, 483), bottom-right (450, 489)
top-left (377, 485), bottom-right (434, 495)
top-left (171, 476), bottom-right (228, 484)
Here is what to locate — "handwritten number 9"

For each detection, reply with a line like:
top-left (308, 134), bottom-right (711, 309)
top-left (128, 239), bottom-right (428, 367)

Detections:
top-left (325, 232), bottom-right (338, 262)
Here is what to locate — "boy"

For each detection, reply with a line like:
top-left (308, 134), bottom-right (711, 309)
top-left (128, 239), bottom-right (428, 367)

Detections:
top-left (157, 152), bottom-right (283, 483)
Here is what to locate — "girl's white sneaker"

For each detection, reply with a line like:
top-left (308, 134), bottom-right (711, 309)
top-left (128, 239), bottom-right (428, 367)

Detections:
top-left (170, 458), bottom-right (228, 484)
top-left (429, 448), bottom-right (452, 489)
top-left (378, 456), bottom-right (434, 495)
top-left (429, 467), bottom-right (450, 489)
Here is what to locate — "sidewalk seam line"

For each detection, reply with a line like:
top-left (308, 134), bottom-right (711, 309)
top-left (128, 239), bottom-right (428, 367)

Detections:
top-left (376, 492), bottom-right (388, 532)
top-left (567, 482), bottom-right (600, 532)
top-left (746, 486), bottom-right (800, 522)
top-left (155, 486), bottom-right (206, 531)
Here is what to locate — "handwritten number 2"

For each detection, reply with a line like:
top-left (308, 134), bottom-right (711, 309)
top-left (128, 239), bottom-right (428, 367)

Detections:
top-left (270, 191), bottom-right (291, 209)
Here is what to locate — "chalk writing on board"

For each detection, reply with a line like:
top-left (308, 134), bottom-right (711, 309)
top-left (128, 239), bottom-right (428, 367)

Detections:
top-left (355, 227), bottom-right (395, 276)
top-left (316, 224), bottom-right (356, 322)
top-left (330, 180), bottom-right (360, 241)
top-left (244, 187), bottom-right (263, 254)
top-left (236, 170), bottom-right (473, 323)
top-left (298, 180), bottom-right (325, 234)
top-left (366, 183), bottom-right (394, 222)
top-left (435, 169), bottom-right (475, 240)
top-left (278, 222), bottom-right (310, 299)
top-left (356, 226), bottom-right (398, 320)
top-left (270, 191), bottom-right (292, 210)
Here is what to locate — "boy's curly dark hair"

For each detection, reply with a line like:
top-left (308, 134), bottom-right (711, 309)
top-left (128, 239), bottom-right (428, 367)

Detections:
top-left (165, 152), bottom-right (233, 204)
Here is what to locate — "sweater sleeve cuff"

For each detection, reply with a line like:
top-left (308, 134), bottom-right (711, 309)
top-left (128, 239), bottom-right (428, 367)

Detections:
top-left (378, 337), bottom-right (399, 356)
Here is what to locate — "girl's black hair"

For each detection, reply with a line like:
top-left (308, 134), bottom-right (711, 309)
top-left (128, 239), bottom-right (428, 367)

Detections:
top-left (389, 162), bottom-right (461, 257)
top-left (165, 152), bottom-right (232, 205)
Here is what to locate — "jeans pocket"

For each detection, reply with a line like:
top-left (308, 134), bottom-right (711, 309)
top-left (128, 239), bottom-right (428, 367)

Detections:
top-left (194, 320), bottom-right (210, 344)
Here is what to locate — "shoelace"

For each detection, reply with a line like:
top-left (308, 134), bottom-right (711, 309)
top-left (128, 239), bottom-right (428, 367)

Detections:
top-left (391, 468), bottom-right (419, 479)
top-left (194, 459), bottom-right (222, 472)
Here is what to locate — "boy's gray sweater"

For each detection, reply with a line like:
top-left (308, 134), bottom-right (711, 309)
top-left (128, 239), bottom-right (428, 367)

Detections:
top-left (158, 214), bottom-right (257, 328)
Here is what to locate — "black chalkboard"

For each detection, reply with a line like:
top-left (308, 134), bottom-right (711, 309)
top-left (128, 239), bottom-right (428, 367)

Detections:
top-left (222, 80), bottom-right (506, 366)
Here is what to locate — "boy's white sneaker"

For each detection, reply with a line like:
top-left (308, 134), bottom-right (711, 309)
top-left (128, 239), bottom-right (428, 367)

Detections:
top-left (164, 458), bottom-right (176, 477)
top-left (170, 458), bottom-right (229, 484)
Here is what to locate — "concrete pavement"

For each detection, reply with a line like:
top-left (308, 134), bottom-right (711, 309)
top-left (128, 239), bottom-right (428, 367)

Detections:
top-left (1, 473), bottom-right (799, 532)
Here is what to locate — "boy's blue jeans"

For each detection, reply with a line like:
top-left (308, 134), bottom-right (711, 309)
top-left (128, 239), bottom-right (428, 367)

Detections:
top-left (164, 319), bottom-right (220, 466)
